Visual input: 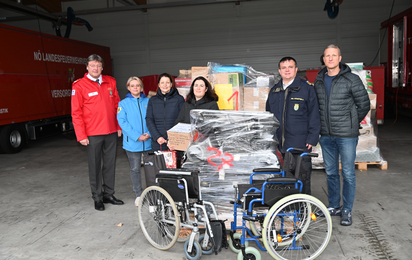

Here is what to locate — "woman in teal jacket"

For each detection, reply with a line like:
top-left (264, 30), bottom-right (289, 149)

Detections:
top-left (117, 76), bottom-right (151, 206)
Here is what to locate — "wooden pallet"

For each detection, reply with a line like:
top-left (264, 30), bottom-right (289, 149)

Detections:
top-left (339, 161), bottom-right (388, 171)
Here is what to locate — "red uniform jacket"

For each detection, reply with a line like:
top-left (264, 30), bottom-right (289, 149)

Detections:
top-left (71, 73), bottom-right (120, 142)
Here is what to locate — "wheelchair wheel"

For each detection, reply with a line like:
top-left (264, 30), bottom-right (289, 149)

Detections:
top-left (262, 194), bottom-right (332, 260)
top-left (138, 186), bottom-right (180, 250)
top-left (237, 246), bottom-right (261, 260)
top-left (199, 234), bottom-right (214, 255)
top-left (248, 220), bottom-right (262, 238)
top-left (229, 232), bottom-right (249, 254)
top-left (184, 239), bottom-right (202, 260)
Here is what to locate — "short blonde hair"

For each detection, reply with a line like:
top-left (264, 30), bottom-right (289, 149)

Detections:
top-left (324, 44), bottom-right (341, 56)
top-left (126, 76), bottom-right (144, 92)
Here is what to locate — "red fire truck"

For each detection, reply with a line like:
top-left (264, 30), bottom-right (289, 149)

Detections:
top-left (0, 24), bottom-right (112, 153)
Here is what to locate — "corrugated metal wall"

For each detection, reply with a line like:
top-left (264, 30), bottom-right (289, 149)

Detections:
top-left (2, 0), bottom-right (412, 97)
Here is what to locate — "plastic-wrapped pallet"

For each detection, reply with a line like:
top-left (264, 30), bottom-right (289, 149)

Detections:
top-left (182, 109), bottom-right (281, 219)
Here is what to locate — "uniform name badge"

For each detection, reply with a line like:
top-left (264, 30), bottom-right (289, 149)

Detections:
top-left (294, 104), bottom-right (299, 111)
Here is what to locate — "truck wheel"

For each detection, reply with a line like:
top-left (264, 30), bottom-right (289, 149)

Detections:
top-left (0, 125), bottom-right (26, 153)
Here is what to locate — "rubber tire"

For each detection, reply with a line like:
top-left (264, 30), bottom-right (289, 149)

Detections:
top-left (237, 246), bottom-right (261, 260)
top-left (262, 194), bottom-right (332, 260)
top-left (248, 220), bottom-right (262, 238)
top-left (229, 232), bottom-right (249, 254)
top-left (138, 186), bottom-right (180, 250)
top-left (0, 125), bottom-right (25, 154)
top-left (199, 234), bottom-right (214, 255)
top-left (184, 240), bottom-right (202, 260)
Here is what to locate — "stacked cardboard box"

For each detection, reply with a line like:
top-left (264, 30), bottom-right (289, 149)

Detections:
top-left (212, 73), bottom-right (244, 111)
top-left (356, 93), bottom-right (381, 163)
top-left (175, 78), bottom-right (191, 99)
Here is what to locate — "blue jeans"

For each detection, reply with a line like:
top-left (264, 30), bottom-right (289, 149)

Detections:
top-left (319, 136), bottom-right (358, 212)
top-left (126, 151), bottom-right (147, 197)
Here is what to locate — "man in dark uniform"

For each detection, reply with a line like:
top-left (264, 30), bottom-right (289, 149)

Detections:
top-left (266, 56), bottom-right (321, 194)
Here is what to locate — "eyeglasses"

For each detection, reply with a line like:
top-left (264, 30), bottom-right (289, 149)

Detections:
top-left (88, 64), bottom-right (103, 68)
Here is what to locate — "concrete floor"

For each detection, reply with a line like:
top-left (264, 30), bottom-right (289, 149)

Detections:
top-left (1, 115), bottom-right (412, 260)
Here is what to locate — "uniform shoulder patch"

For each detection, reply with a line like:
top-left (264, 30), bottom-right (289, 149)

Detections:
top-left (117, 107), bottom-right (122, 113)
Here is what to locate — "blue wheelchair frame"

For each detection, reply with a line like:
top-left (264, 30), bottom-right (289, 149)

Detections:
top-left (229, 148), bottom-right (311, 255)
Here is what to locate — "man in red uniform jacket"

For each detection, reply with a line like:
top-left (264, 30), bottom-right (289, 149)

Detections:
top-left (71, 54), bottom-right (123, 211)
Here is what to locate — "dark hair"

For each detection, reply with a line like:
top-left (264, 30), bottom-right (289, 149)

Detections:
top-left (157, 73), bottom-right (174, 87)
top-left (186, 76), bottom-right (219, 103)
top-left (87, 54), bottom-right (104, 67)
top-left (278, 56), bottom-right (297, 69)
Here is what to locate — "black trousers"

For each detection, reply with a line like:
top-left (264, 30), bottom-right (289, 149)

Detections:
top-left (87, 133), bottom-right (118, 201)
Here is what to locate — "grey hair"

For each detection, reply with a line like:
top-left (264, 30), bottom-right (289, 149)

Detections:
top-left (324, 44), bottom-right (341, 56)
top-left (86, 54), bottom-right (104, 67)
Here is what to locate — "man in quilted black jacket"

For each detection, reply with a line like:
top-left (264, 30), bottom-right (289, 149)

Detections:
top-left (314, 44), bottom-right (370, 226)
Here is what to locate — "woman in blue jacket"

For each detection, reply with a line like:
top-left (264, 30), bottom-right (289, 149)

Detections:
top-left (117, 76), bottom-right (151, 206)
top-left (146, 73), bottom-right (185, 151)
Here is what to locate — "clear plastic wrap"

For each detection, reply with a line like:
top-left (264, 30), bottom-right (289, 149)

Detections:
top-left (204, 62), bottom-right (278, 112)
top-left (207, 61), bottom-right (277, 86)
top-left (182, 109), bottom-right (281, 215)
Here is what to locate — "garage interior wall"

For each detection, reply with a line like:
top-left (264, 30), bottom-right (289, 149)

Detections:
top-left (2, 0), bottom-right (412, 98)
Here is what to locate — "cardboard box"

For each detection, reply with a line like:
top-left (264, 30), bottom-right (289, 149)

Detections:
top-left (178, 69), bottom-right (191, 78)
top-left (167, 123), bottom-right (194, 151)
top-left (369, 93), bottom-right (377, 110)
top-left (176, 87), bottom-right (190, 100)
top-left (191, 67), bottom-right (210, 82)
top-left (213, 73), bottom-right (244, 110)
top-left (347, 62), bottom-right (364, 70)
top-left (175, 78), bottom-right (192, 88)
top-left (359, 124), bottom-right (374, 136)
top-left (213, 72), bottom-right (244, 87)
top-left (356, 147), bottom-right (381, 162)
top-left (243, 87), bottom-right (270, 111)
top-left (357, 135), bottom-right (377, 150)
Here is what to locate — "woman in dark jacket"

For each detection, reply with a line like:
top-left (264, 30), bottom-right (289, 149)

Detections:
top-left (168, 76), bottom-right (219, 153)
top-left (174, 76), bottom-right (219, 124)
top-left (146, 73), bottom-right (185, 151)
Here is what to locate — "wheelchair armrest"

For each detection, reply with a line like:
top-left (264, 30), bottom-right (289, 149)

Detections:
top-left (253, 167), bottom-right (281, 173)
top-left (266, 177), bottom-right (298, 183)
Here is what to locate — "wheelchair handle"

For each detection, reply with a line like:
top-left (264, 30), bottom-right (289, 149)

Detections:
top-left (286, 147), bottom-right (318, 158)
top-left (305, 152), bottom-right (319, 158)
top-left (286, 147), bottom-right (304, 152)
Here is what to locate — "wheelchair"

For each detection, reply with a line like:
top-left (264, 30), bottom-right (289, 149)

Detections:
top-left (138, 168), bottom-right (225, 260)
top-left (229, 148), bottom-right (333, 260)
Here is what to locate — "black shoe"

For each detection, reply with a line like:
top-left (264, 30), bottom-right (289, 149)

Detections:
top-left (94, 200), bottom-right (105, 211)
top-left (103, 195), bottom-right (124, 205)
top-left (315, 206), bottom-right (342, 217)
top-left (340, 209), bottom-right (352, 226)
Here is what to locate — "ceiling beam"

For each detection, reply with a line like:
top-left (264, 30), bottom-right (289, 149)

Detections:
top-left (53, 0), bottom-right (255, 16)
top-left (0, 0), bottom-right (64, 22)
top-left (19, 0), bottom-right (81, 13)
top-left (133, 0), bottom-right (147, 4)
top-left (21, 0), bottom-right (61, 13)
top-left (0, 0), bottom-right (255, 22)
